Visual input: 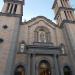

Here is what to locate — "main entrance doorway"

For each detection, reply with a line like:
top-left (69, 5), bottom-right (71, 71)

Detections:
top-left (39, 60), bottom-right (51, 75)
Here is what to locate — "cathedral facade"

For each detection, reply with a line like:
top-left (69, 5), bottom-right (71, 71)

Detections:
top-left (0, 0), bottom-right (75, 75)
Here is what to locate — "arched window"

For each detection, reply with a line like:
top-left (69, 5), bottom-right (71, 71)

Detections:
top-left (34, 26), bottom-right (50, 43)
top-left (39, 60), bottom-right (51, 75)
top-left (14, 65), bottom-right (25, 75)
top-left (63, 66), bottom-right (72, 75)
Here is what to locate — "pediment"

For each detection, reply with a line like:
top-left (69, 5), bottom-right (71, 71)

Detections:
top-left (23, 16), bottom-right (57, 29)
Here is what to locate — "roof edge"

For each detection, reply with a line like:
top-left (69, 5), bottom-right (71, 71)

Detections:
top-left (52, 0), bottom-right (57, 9)
top-left (22, 16), bottom-right (57, 27)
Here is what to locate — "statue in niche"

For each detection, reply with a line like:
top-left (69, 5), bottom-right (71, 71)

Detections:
top-left (38, 31), bottom-right (46, 43)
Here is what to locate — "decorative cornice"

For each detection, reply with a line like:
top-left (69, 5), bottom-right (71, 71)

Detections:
top-left (4, 0), bottom-right (24, 5)
top-left (27, 44), bottom-right (60, 50)
top-left (0, 12), bottom-right (22, 17)
top-left (60, 20), bottom-right (75, 28)
top-left (33, 42), bottom-right (54, 46)
top-left (22, 16), bottom-right (57, 27)
top-left (54, 7), bottom-right (75, 20)
top-left (17, 44), bottom-right (61, 55)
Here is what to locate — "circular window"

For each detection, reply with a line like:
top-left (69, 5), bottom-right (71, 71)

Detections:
top-left (3, 25), bottom-right (8, 29)
top-left (0, 38), bottom-right (4, 43)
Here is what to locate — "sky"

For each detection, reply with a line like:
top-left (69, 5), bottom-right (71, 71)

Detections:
top-left (0, 0), bottom-right (75, 22)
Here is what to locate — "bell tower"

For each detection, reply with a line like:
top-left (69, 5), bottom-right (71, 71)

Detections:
top-left (52, 0), bottom-right (75, 51)
top-left (52, 0), bottom-right (75, 27)
top-left (1, 0), bottom-right (24, 15)
top-left (53, 1), bottom-right (75, 74)
top-left (0, 0), bottom-right (24, 75)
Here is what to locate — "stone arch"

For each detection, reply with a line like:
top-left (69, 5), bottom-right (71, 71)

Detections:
top-left (14, 64), bottom-right (25, 75)
top-left (39, 60), bottom-right (51, 75)
top-left (34, 26), bottom-right (50, 42)
top-left (35, 26), bottom-right (50, 32)
top-left (36, 57), bottom-right (53, 75)
top-left (63, 65), bottom-right (72, 75)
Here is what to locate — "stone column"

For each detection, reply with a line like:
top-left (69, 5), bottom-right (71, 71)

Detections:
top-left (8, 4), bottom-right (12, 13)
top-left (56, 56), bottom-right (64, 75)
top-left (16, 4), bottom-right (21, 14)
top-left (36, 61), bottom-right (39, 75)
top-left (32, 54), bottom-right (36, 75)
top-left (1, 3), bottom-right (8, 13)
top-left (53, 55), bottom-right (59, 75)
top-left (11, 4), bottom-right (15, 14)
top-left (27, 54), bottom-right (31, 75)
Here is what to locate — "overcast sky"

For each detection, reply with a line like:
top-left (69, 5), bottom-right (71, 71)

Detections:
top-left (0, 0), bottom-right (75, 22)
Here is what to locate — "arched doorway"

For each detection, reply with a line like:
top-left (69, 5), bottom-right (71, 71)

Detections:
top-left (39, 60), bottom-right (51, 75)
top-left (63, 66), bottom-right (72, 75)
top-left (14, 65), bottom-right (25, 75)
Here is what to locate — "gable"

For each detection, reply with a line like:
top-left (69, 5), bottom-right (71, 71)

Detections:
top-left (19, 16), bottom-right (57, 45)
top-left (22, 16), bottom-right (57, 29)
